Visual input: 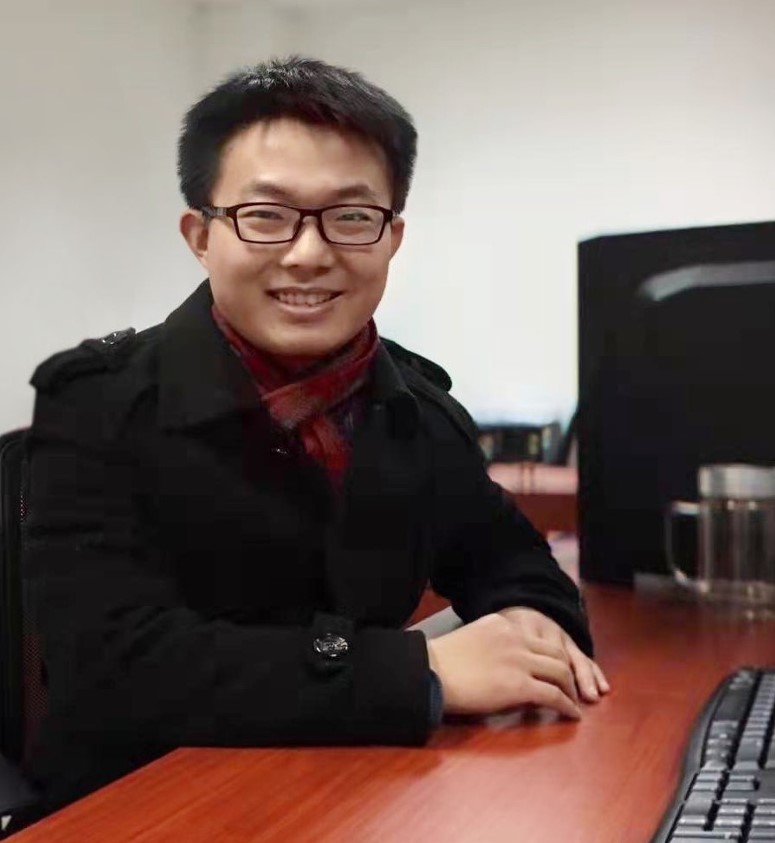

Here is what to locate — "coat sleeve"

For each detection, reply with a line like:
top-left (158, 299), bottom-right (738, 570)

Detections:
top-left (24, 380), bottom-right (432, 759)
top-left (425, 396), bottom-right (594, 656)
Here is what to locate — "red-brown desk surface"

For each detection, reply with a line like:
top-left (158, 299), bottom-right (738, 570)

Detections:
top-left (15, 584), bottom-right (775, 843)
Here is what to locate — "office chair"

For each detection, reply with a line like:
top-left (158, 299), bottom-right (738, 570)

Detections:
top-left (0, 429), bottom-right (40, 834)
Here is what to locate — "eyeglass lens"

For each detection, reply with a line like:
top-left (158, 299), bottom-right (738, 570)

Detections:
top-left (235, 204), bottom-right (385, 244)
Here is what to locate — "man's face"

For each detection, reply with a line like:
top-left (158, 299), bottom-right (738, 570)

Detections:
top-left (181, 117), bottom-right (404, 364)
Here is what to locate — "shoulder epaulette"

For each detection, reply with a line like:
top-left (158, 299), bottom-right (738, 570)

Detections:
top-left (381, 338), bottom-right (453, 392)
top-left (31, 328), bottom-right (137, 393)
top-left (382, 338), bottom-right (481, 447)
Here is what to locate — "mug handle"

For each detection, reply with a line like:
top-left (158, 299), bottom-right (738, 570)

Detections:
top-left (664, 500), bottom-right (702, 591)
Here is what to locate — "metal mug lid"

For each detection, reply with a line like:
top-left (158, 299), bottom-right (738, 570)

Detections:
top-left (698, 464), bottom-right (775, 500)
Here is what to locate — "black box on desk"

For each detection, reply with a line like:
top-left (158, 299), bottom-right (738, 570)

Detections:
top-left (577, 220), bottom-right (775, 585)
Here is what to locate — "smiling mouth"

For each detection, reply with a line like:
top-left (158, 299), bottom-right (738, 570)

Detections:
top-left (268, 290), bottom-right (342, 307)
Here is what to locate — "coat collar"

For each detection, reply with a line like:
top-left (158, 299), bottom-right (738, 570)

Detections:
top-left (157, 280), bottom-right (420, 436)
top-left (366, 343), bottom-right (420, 439)
top-left (157, 282), bottom-right (260, 430)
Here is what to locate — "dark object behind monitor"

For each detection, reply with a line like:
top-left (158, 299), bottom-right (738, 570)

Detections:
top-left (577, 220), bottom-right (775, 585)
top-left (477, 422), bottom-right (562, 464)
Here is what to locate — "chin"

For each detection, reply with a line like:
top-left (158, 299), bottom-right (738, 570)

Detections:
top-left (269, 328), bottom-right (358, 359)
top-left (266, 338), bottom-right (341, 362)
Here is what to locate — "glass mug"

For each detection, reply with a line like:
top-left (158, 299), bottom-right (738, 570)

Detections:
top-left (665, 464), bottom-right (775, 611)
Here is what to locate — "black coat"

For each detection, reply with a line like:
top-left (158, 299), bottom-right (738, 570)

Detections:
top-left (22, 281), bottom-right (592, 812)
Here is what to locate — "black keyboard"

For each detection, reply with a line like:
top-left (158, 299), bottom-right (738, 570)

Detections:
top-left (652, 668), bottom-right (775, 842)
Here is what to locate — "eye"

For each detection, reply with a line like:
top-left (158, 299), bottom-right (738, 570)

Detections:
top-left (337, 210), bottom-right (371, 222)
top-left (243, 208), bottom-right (284, 220)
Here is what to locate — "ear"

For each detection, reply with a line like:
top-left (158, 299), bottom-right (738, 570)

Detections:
top-left (388, 215), bottom-right (405, 259)
top-left (180, 209), bottom-right (211, 271)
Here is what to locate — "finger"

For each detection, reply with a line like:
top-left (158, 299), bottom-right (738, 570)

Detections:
top-left (526, 652), bottom-right (579, 705)
top-left (566, 644), bottom-right (600, 703)
top-left (591, 659), bottom-right (611, 694)
top-left (525, 678), bottom-right (582, 720)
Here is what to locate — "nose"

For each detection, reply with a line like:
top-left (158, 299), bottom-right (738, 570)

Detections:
top-left (280, 217), bottom-right (335, 272)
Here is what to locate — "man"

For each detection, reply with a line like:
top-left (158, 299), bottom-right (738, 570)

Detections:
top-left (23, 56), bottom-right (608, 815)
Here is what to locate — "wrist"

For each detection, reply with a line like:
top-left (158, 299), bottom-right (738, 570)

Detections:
top-left (428, 670), bottom-right (444, 728)
top-left (426, 639), bottom-right (440, 673)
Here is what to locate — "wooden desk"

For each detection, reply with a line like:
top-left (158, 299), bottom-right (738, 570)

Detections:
top-left (14, 584), bottom-right (775, 843)
top-left (489, 462), bottom-right (578, 535)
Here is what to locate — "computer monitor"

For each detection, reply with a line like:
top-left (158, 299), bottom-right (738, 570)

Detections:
top-left (577, 220), bottom-right (775, 584)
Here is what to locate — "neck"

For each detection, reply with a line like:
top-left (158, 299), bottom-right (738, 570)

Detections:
top-left (211, 303), bottom-right (376, 385)
top-left (269, 353), bottom-right (325, 377)
top-left (252, 331), bottom-right (372, 380)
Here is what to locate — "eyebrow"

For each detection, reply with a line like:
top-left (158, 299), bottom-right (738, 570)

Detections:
top-left (240, 180), bottom-right (382, 205)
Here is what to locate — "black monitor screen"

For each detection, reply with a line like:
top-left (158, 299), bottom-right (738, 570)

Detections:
top-left (578, 221), bottom-right (775, 584)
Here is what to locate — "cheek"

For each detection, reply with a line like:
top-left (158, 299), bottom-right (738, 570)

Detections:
top-left (342, 263), bottom-right (388, 324)
top-left (208, 236), bottom-right (274, 286)
top-left (343, 249), bottom-right (390, 296)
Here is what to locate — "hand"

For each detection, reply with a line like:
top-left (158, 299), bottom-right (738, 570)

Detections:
top-left (426, 613), bottom-right (583, 720)
top-left (497, 607), bottom-right (610, 703)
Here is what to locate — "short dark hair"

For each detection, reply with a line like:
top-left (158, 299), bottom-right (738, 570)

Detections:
top-left (177, 56), bottom-right (417, 214)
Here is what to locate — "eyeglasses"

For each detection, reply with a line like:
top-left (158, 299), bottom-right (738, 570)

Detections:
top-left (200, 202), bottom-right (395, 246)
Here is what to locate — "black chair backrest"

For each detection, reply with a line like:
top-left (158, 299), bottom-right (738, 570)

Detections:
top-left (0, 430), bottom-right (27, 763)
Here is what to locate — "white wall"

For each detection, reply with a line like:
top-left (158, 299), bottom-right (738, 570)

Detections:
top-left (0, 0), bottom-right (204, 433)
top-left (4, 0), bottom-right (775, 433)
top-left (275, 0), bottom-right (775, 424)
top-left (194, 1), bottom-right (295, 92)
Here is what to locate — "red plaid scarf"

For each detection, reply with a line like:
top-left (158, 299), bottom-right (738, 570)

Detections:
top-left (212, 304), bottom-right (379, 486)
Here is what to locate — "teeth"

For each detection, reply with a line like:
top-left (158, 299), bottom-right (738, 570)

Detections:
top-left (274, 291), bottom-right (337, 307)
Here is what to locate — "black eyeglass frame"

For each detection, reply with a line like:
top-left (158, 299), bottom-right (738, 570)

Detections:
top-left (200, 202), bottom-right (396, 245)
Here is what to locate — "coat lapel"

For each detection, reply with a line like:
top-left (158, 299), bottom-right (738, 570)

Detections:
top-left (324, 349), bottom-right (433, 626)
top-left (157, 281), bottom-right (260, 431)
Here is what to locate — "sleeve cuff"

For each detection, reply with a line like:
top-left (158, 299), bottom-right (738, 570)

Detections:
top-left (428, 670), bottom-right (444, 728)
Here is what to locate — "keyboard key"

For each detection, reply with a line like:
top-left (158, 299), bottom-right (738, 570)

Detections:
top-left (713, 817), bottom-right (744, 827)
top-left (736, 739), bottom-right (766, 764)
top-left (724, 781), bottom-right (757, 792)
top-left (677, 816), bottom-right (708, 828)
top-left (710, 729), bottom-right (736, 740)
top-left (716, 807), bottom-right (748, 820)
top-left (704, 761), bottom-right (732, 772)
top-left (677, 818), bottom-right (709, 833)
top-left (732, 761), bottom-right (760, 772)
top-left (683, 792), bottom-right (717, 817)
top-left (716, 689), bottom-right (754, 722)
top-left (695, 776), bottom-right (723, 784)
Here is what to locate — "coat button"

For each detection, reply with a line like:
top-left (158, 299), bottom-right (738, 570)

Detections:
top-left (313, 633), bottom-right (349, 659)
top-left (99, 328), bottom-right (135, 345)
